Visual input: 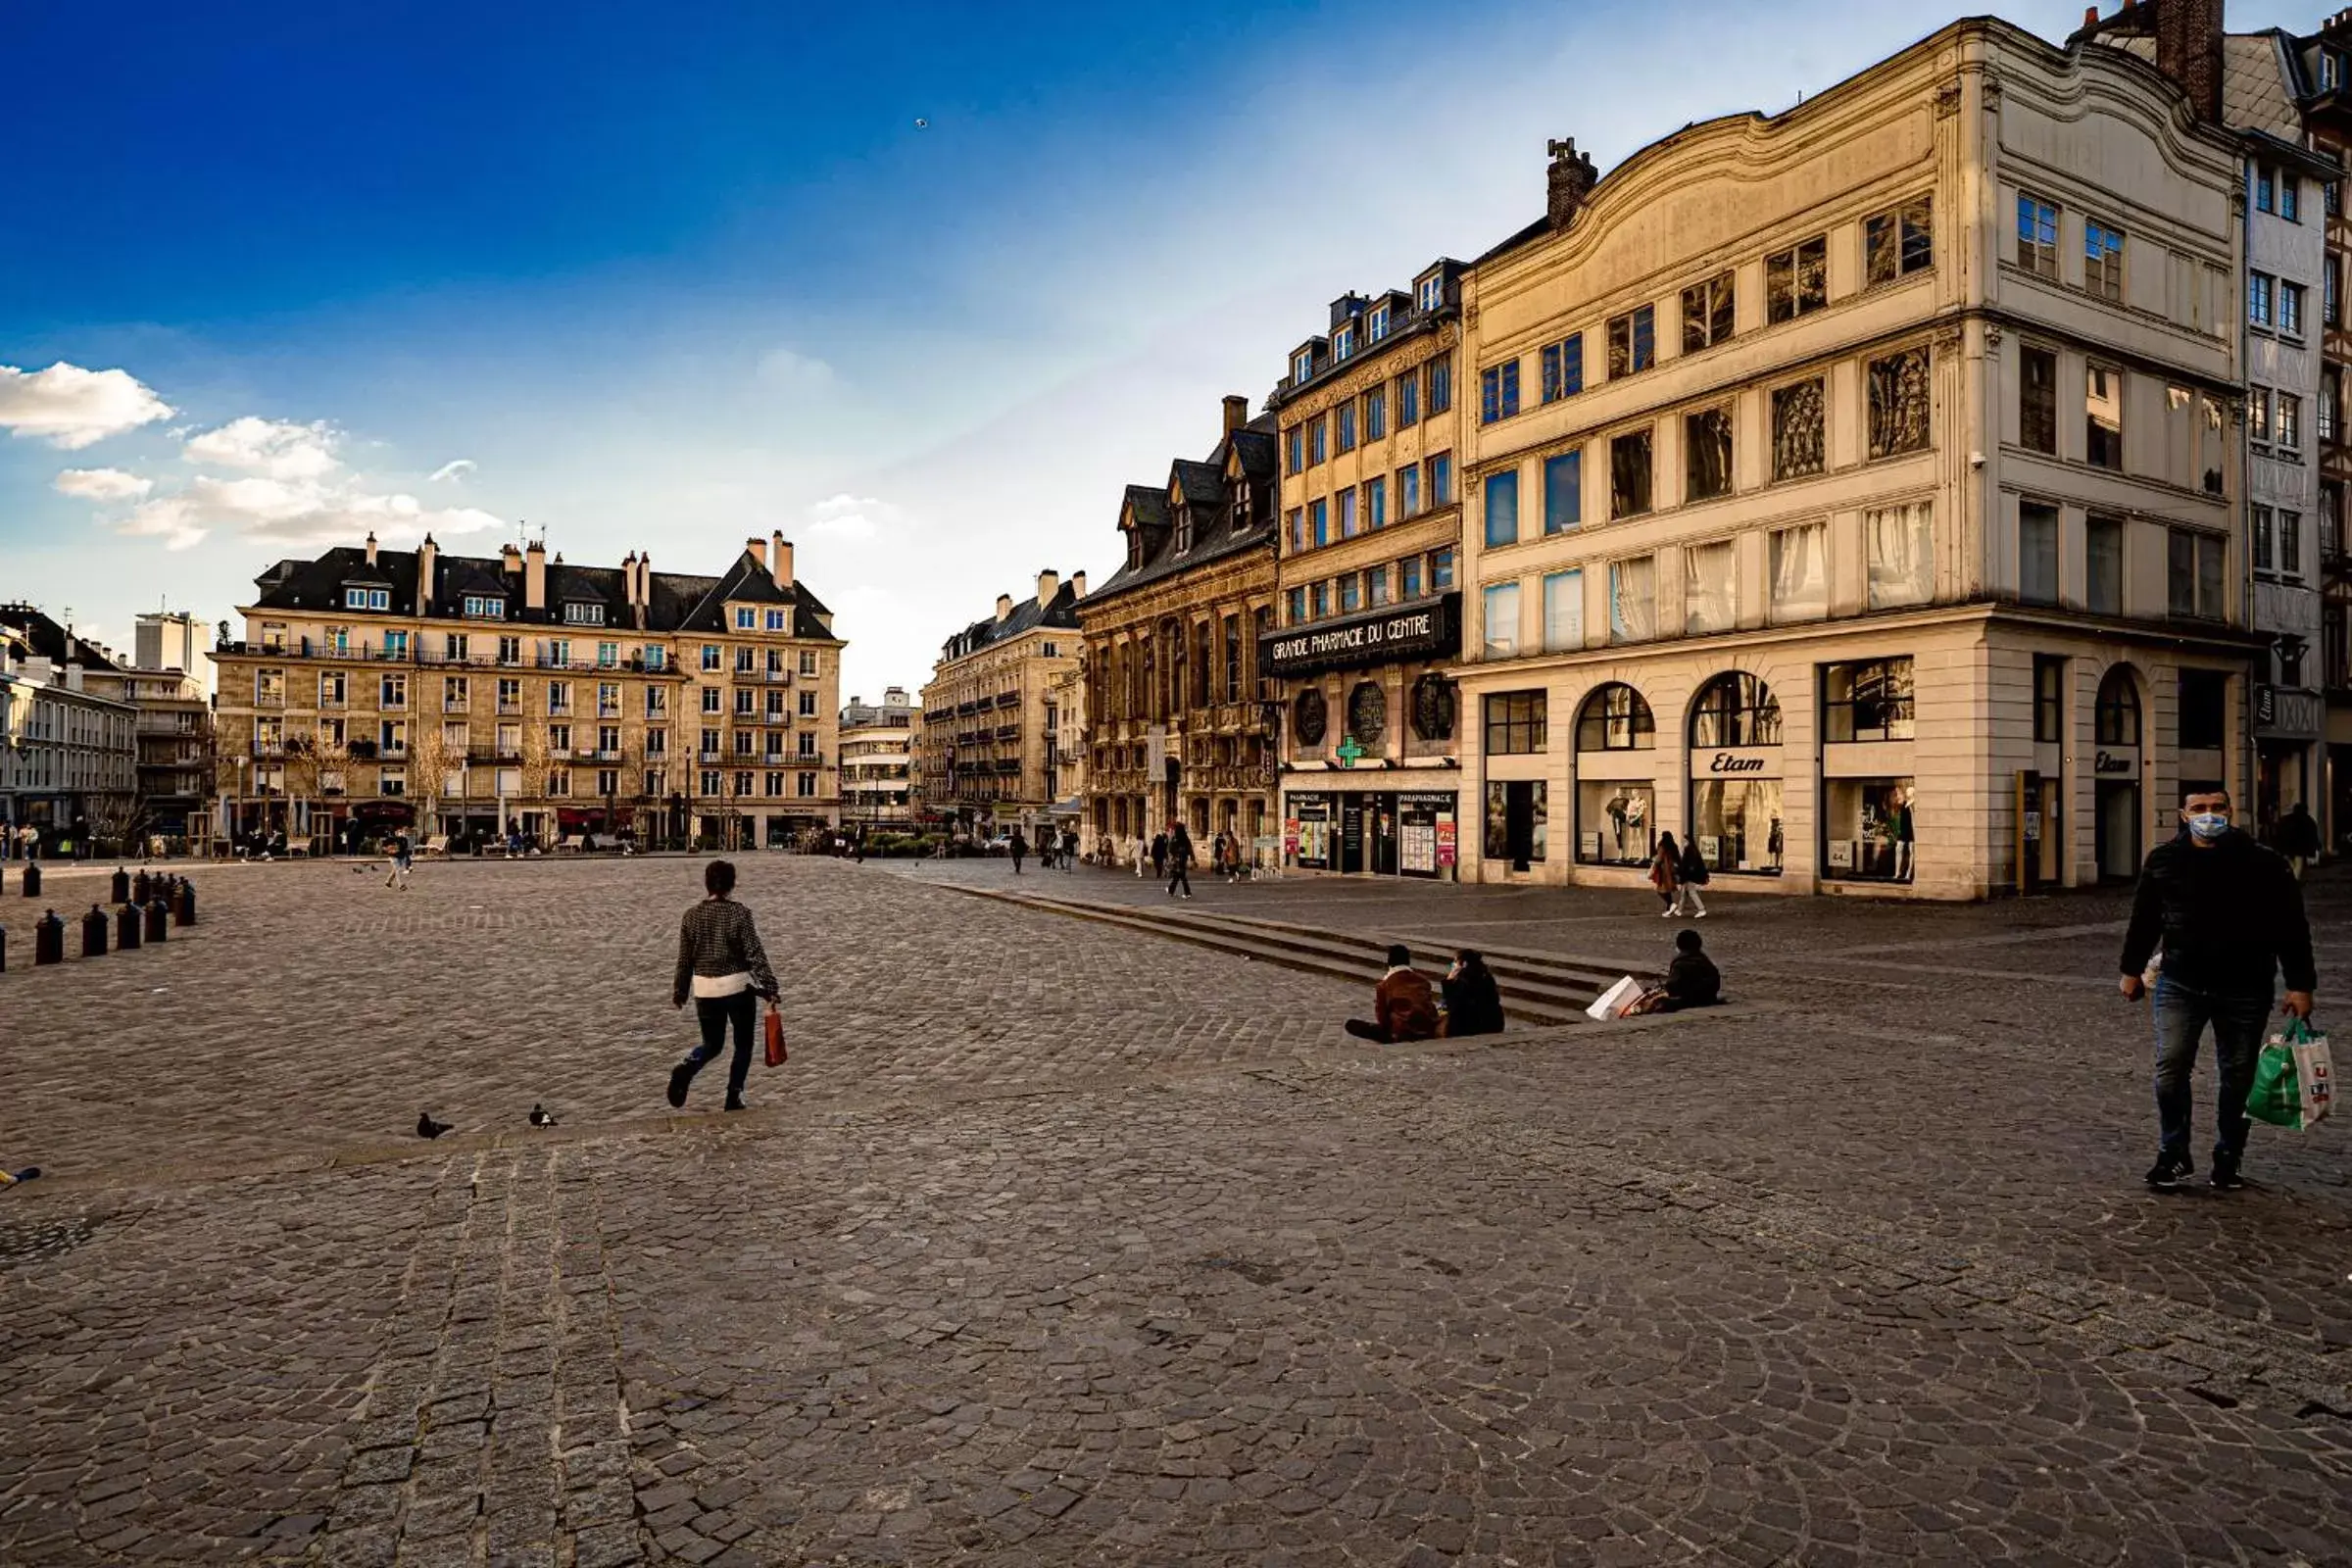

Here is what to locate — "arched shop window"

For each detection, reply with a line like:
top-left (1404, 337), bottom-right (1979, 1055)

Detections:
top-left (1575, 683), bottom-right (1655, 752)
top-left (1575, 683), bottom-right (1656, 867)
top-left (2095, 664), bottom-right (2141, 747)
top-left (1688, 672), bottom-right (1785, 876)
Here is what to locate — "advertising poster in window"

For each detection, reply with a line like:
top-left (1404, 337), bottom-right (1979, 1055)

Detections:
top-left (1293, 796), bottom-right (1331, 869)
top-left (1398, 793), bottom-right (1452, 877)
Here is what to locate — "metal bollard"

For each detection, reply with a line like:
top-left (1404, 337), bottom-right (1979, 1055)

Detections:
top-left (111, 868), bottom-right (130, 904)
top-left (80, 905), bottom-right (108, 958)
top-left (132, 869), bottom-right (151, 905)
top-left (173, 879), bottom-right (195, 927)
top-left (117, 902), bottom-right (141, 951)
top-left (0, 923), bottom-right (7, 973)
top-left (22, 862), bottom-right (40, 898)
top-left (33, 909), bottom-right (65, 964)
top-left (144, 897), bottom-right (170, 944)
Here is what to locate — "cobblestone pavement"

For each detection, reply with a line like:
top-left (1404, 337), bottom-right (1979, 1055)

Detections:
top-left (2, 855), bottom-right (2349, 1565)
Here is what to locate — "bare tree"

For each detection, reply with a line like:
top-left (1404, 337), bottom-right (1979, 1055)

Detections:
top-left (405, 720), bottom-right (460, 839)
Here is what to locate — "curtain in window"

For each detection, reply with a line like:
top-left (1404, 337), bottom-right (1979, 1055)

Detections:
top-left (1609, 558), bottom-right (1657, 643)
top-left (1770, 525), bottom-right (1828, 620)
top-left (1865, 502), bottom-right (1934, 609)
top-left (1684, 543), bottom-right (1737, 634)
top-left (1483, 583), bottom-right (1520, 659)
top-left (1543, 570), bottom-right (1583, 652)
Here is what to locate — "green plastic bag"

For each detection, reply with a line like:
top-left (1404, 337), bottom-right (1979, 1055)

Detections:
top-left (2247, 1019), bottom-right (2314, 1130)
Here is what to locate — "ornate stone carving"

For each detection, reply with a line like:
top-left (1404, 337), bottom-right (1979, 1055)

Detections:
top-left (1410, 673), bottom-right (1457, 743)
top-left (1293, 687), bottom-right (1327, 747)
top-left (1348, 682), bottom-right (1387, 747)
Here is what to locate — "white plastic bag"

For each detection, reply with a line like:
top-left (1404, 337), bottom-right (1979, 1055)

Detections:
top-left (2293, 1026), bottom-right (2333, 1127)
top-left (1587, 975), bottom-right (1643, 1021)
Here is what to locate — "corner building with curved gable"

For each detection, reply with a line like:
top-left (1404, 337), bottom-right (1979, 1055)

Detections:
top-left (1454, 13), bottom-right (2265, 900)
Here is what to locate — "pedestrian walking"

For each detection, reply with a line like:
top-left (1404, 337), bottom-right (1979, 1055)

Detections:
top-left (384, 829), bottom-right (414, 891)
top-left (2275, 801), bottom-right (2321, 880)
top-left (1151, 830), bottom-right (1168, 880)
top-left (1648, 833), bottom-right (1682, 917)
top-left (1060, 827), bottom-right (1078, 872)
top-left (1133, 835), bottom-right (1150, 877)
top-left (667, 858), bottom-right (780, 1113)
top-left (1675, 834), bottom-right (1711, 918)
top-left (1009, 827), bottom-right (1028, 875)
top-left (1166, 823), bottom-right (1195, 900)
top-left (2119, 787), bottom-right (2317, 1192)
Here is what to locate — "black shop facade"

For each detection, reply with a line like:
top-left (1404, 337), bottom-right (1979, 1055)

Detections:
top-left (1263, 593), bottom-right (1463, 878)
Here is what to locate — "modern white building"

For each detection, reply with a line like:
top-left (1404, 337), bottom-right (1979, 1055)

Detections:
top-left (0, 611), bottom-right (139, 856)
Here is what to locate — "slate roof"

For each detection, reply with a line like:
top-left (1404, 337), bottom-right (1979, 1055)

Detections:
top-left (0, 604), bottom-right (118, 668)
top-left (1085, 411), bottom-right (1279, 608)
top-left (241, 543), bottom-right (840, 642)
top-left (940, 579), bottom-right (1085, 662)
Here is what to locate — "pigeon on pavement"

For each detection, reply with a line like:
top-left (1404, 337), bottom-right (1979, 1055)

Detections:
top-left (528, 1104), bottom-right (558, 1129)
top-left (416, 1112), bottom-right (454, 1139)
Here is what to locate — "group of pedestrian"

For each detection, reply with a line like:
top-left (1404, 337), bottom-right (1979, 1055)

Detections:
top-left (1647, 832), bottom-right (1710, 919)
top-left (1344, 945), bottom-right (1506, 1044)
top-left (1004, 826), bottom-right (1082, 875)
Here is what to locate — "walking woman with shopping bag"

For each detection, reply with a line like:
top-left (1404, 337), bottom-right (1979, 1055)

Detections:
top-left (1648, 833), bottom-right (1683, 917)
top-left (667, 859), bottom-right (780, 1112)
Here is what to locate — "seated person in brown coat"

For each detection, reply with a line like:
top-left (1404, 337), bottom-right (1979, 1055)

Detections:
top-left (1346, 945), bottom-right (1444, 1044)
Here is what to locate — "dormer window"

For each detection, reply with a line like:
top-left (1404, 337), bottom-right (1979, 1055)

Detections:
top-left (1368, 303), bottom-right (1391, 342)
top-left (734, 607), bottom-right (756, 629)
top-left (765, 609), bottom-right (787, 631)
top-left (1293, 349), bottom-right (1314, 383)
top-left (1417, 274), bottom-right (1443, 314)
top-left (1333, 325), bottom-right (1355, 362)
top-left (344, 587), bottom-right (391, 611)
top-left (462, 595), bottom-right (505, 619)
top-left (563, 602), bottom-right (606, 625)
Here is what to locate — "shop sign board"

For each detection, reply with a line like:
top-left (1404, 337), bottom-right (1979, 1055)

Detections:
top-left (1260, 594), bottom-right (1461, 679)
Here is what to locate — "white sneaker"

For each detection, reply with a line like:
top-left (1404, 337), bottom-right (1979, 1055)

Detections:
top-left (1694, 908), bottom-right (1708, 918)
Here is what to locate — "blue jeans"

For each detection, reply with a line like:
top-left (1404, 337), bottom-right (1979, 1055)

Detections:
top-left (688, 990), bottom-right (758, 1103)
top-left (2153, 976), bottom-right (2271, 1163)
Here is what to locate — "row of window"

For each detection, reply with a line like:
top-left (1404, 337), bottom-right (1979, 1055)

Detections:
top-left (1285, 359), bottom-right (1453, 474)
top-left (1286, 454), bottom-right (1455, 553)
top-left (1283, 548), bottom-right (1458, 627)
top-left (1098, 609), bottom-right (1276, 719)
top-left (1483, 658), bottom-right (1921, 759)
top-left (260, 628), bottom-right (820, 677)
top-left (1291, 279), bottom-right (1450, 384)
top-left (1475, 197), bottom-right (1933, 433)
top-left (2018, 350), bottom-right (2230, 495)
top-left (2248, 271), bottom-right (2310, 337)
top-left (1480, 347), bottom-right (1931, 549)
top-left (2015, 195), bottom-right (2126, 303)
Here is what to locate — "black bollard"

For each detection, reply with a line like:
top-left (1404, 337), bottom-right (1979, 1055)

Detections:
top-left (33, 909), bottom-right (65, 965)
top-left (0, 923), bottom-right (7, 973)
top-left (117, 901), bottom-right (141, 951)
top-left (23, 862), bottom-right (40, 898)
top-left (80, 905), bottom-right (108, 958)
top-left (144, 897), bottom-right (170, 944)
top-left (111, 867), bottom-right (130, 904)
top-left (173, 879), bottom-right (195, 927)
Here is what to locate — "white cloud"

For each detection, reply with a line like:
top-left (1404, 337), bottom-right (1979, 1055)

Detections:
top-left (806, 492), bottom-right (904, 541)
top-left (119, 471), bottom-right (503, 552)
top-left (757, 346), bottom-right (837, 394)
top-left (182, 416), bottom-right (343, 481)
top-left (0, 362), bottom-right (173, 449)
top-left (428, 458), bottom-right (476, 483)
top-left (54, 467), bottom-right (154, 502)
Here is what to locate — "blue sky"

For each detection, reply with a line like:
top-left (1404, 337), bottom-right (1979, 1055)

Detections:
top-left (0, 0), bottom-right (2318, 696)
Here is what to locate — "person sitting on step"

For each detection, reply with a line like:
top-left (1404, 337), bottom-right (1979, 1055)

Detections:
top-left (1346, 944), bottom-right (1443, 1044)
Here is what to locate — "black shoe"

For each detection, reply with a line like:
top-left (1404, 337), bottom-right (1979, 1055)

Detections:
top-left (723, 1097), bottom-right (748, 1112)
top-left (2145, 1153), bottom-right (2193, 1191)
top-left (2209, 1155), bottom-right (2246, 1191)
top-left (666, 1061), bottom-right (692, 1109)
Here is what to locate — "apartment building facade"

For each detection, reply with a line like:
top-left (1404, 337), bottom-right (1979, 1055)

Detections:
top-left (839, 686), bottom-right (919, 827)
top-left (211, 531), bottom-right (845, 851)
top-left (0, 611), bottom-right (138, 855)
top-left (1455, 15), bottom-right (2256, 901)
top-left (1080, 397), bottom-right (1280, 859)
top-left (1261, 270), bottom-right (1470, 877)
top-left (920, 573), bottom-right (1083, 839)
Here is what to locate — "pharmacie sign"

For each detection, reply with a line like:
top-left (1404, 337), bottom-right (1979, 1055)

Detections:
top-left (1261, 593), bottom-right (1461, 679)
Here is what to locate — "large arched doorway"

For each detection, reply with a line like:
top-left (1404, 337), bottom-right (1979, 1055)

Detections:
top-left (1574, 682), bottom-right (1657, 867)
top-left (2093, 663), bottom-right (2143, 882)
top-left (1687, 672), bottom-right (1785, 875)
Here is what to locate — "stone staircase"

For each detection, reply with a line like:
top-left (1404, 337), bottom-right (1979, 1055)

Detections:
top-left (961, 889), bottom-right (1645, 1027)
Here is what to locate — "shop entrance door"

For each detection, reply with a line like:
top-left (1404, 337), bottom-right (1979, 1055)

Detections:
top-left (1338, 797), bottom-right (1367, 874)
top-left (1370, 794), bottom-right (1398, 875)
top-left (1502, 781), bottom-right (1539, 872)
top-left (2095, 781), bottom-right (2139, 883)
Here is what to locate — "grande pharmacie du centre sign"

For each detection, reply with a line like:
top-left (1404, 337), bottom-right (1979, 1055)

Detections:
top-left (1261, 593), bottom-right (1461, 679)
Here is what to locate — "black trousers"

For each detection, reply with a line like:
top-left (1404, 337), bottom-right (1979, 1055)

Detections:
top-left (1168, 865), bottom-right (1192, 896)
top-left (688, 990), bottom-right (757, 1102)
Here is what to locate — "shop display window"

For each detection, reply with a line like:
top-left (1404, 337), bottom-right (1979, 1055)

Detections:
top-left (1577, 781), bottom-right (1654, 866)
top-left (1484, 780), bottom-right (1547, 867)
top-left (1690, 779), bottom-right (1784, 875)
top-left (1823, 657), bottom-right (1915, 742)
top-left (1823, 776), bottom-right (1916, 882)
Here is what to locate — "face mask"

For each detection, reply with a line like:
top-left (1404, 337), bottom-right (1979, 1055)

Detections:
top-left (2186, 812), bottom-right (2230, 843)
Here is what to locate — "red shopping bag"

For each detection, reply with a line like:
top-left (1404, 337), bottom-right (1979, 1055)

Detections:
top-left (763, 1003), bottom-right (788, 1067)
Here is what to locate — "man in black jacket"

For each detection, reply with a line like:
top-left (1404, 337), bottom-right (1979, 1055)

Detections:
top-left (2119, 788), bottom-right (2316, 1192)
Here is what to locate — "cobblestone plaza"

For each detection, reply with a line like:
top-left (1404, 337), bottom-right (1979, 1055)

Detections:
top-left (2, 856), bottom-right (2348, 1566)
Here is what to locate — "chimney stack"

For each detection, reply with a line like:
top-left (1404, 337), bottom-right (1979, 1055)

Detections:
top-left (2153, 0), bottom-right (2224, 122)
top-left (501, 542), bottom-right (521, 578)
top-left (1072, 570), bottom-right (1088, 600)
top-left (1545, 137), bottom-right (1600, 229)
top-left (770, 530), bottom-right (792, 591)
top-left (365, 530), bottom-right (379, 567)
top-left (745, 535), bottom-right (766, 570)
top-left (996, 593), bottom-right (1015, 622)
top-left (417, 533), bottom-right (437, 611)
top-left (524, 537), bottom-right (548, 611)
top-left (1037, 569), bottom-right (1060, 610)
top-left (1222, 395), bottom-right (1250, 435)
top-left (637, 551), bottom-right (652, 610)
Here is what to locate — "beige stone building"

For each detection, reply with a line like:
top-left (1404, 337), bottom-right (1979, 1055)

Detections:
top-left (920, 573), bottom-right (1084, 839)
top-left (211, 531), bottom-right (845, 852)
top-left (838, 686), bottom-right (919, 827)
top-left (1080, 398), bottom-right (1280, 860)
top-left (0, 609), bottom-right (138, 855)
top-left (1263, 270), bottom-right (1470, 877)
top-left (1455, 14), bottom-right (2257, 900)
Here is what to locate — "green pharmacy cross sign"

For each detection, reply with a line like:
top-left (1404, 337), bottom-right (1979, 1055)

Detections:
top-left (1335, 737), bottom-right (1365, 769)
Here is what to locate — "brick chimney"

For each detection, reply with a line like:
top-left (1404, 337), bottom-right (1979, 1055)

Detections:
top-left (1222, 395), bottom-right (1250, 436)
top-left (1546, 137), bottom-right (1600, 229)
top-left (1071, 570), bottom-right (1088, 600)
top-left (417, 533), bottom-right (437, 611)
top-left (996, 593), bottom-right (1015, 622)
top-left (744, 535), bottom-right (766, 571)
top-left (636, 551), bottom-right (652, 610)
top-left (365, 529), bottom-right (379, 567)
top-left (1037, 568), bottom-right (1060, 610)
top-left (2153, 0), bottom-right (2224, 122)
top-left (524, 538), bottom-right (547, 611)
top-left (770, 529), bottom-right (792, 591)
